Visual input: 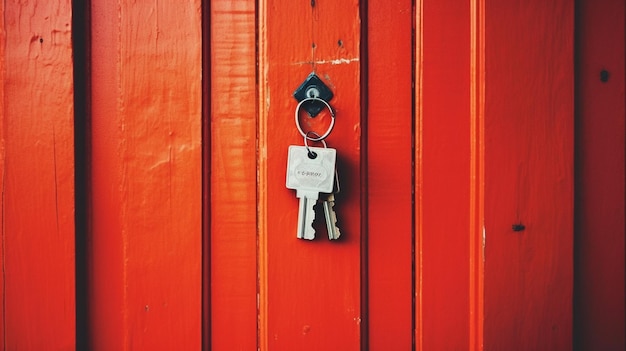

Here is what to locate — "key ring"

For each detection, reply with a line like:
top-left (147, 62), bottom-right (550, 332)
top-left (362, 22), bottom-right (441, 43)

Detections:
top-left (303, 131), bottom-right (327, 159)
top-left (294, 97), bottom-right (335, 142)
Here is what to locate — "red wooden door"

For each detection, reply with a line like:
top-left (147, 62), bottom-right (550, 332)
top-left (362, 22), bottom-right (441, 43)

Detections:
top-left (0, 0), bottom-right (623, 350)
top-left (209, 0), bottom-right (577, 350)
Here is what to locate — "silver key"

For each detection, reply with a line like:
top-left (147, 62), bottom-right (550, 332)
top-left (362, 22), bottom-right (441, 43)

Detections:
top-left (321, 173), bottom-right (341, 240)
top-left (295, 189), bottom-right (318, 240)
top-left (286, 145), bottom-right (336, 240)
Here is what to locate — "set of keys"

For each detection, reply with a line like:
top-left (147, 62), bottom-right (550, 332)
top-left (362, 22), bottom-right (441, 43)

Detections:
top-left (285, 97), bottom-right (342, 241)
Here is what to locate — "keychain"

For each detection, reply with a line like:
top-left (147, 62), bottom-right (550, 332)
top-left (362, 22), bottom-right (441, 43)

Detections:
top-left (285, 97), bottom-right (342, 240)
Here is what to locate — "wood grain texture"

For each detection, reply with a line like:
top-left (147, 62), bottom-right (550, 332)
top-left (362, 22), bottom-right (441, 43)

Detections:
top-left (484, 1), bottom-right (574, 349)
top-left (258, 0), bottom-right (362, 349)
top-left (209, 0), bottom-right (258, 350)
top-left (574, 0), bottom-right (625, 349)
top-left (89, 0), bottom-right (202, 349)
top-left (1, 1), bottom-right (75, 349)
top-left (367, 0), bottom-right (414, 349)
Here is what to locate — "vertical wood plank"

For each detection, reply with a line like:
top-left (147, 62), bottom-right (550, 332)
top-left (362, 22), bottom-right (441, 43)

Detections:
top-left (0, 0), bottom-right (6, 341)
top-left (0, 1), bottom-right (75, 349)
top-left (90, 0), bottom-right (202, 349)
top-left (414, 3), bottom-right (424, 347)
top-left (416, 0), bottom-right (485, 349)
top-left (258, 0), bottom-right (362, 349)
top-left (367, 0), bottom-right (414, 349)
top-left (484, 1), bottom-right (574, 349)
top-left (418, 0), bottom-right (474, 348)
top-left (574, 0), bottom-right (625, 349)
top-left (468, 1), bottom-right (486, 349)
top-left (209, 0), bottom-right (258, 349)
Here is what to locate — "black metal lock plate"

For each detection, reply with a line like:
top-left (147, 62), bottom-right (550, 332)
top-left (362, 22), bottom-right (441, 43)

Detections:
top-left (293, 73), bottom-right (334, 117)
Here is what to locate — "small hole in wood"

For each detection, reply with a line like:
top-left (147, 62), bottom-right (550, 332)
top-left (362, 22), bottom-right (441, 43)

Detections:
top-left (512, 223), bottom-right (526, 232)
top-left (600, 70), bottom-right (610, 82)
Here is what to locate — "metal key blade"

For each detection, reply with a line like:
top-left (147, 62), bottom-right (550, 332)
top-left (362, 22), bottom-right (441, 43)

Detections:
top-left (323, 193), bottom-right (341, 240)
top-left (296, 190), bottom-right (318, 240)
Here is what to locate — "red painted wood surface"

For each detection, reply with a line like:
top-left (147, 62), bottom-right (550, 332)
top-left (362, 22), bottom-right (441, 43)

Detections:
top-left (484, 1), bottom-right (574, 350)
top-left (1, 1), bottom-right (618, 349)
top-left (417, 0), bottom-right (574, 349)
top-left (257, 1), bottom-right (362, 349)
top-left (89, 0), bottom-right (202, 349)
top-left (0, 3), bottom-right (5, 343)
top-left (367, 0), bottom-right (414, 349)
top-left (418, 0), bottom-right (481, 348)
top-left (0, 1), bottom-right (76, 349)
top-left (574, 0), bottom-right (625, 349)
top-left (208, 0), bottom-right (258, 350)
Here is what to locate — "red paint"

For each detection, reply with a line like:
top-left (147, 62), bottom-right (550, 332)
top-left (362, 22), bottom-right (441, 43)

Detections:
top-left (417, 0), bottom-right (574, 349)
top-left (418, 0), bottom-right (477, 348)
top-left (0, 2), bottom-right (5, 341)
top-left (89, 0), bottom-right (202, 349)
top-left (1, 1), bottom-right (621, 349)
top-left (574, 0), bottom-right (625, 349)
top-left (208, 0), bottom-right (258, 350)
top-left (368, 0), bottom-right (414, 349)
top-left (484, 1), bottom-right (574, 349)
top-left (258, 0), bottom-right (362, 349)
top-left (0, 1), bottom-right (76, 349)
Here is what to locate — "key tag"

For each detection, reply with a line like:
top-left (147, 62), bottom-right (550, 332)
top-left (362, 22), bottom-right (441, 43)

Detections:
top-left (286, 140), bottom-right (336, 192)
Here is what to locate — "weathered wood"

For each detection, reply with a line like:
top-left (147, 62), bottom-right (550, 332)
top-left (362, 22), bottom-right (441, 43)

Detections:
top-left (209, 0), bottom-right (258, 350)
top-left (0, 1), bottom-right (594, 349)
top-left (89, 0), bottom-right (202, 348)
top-left (0, 1), bottom-right (75, 349)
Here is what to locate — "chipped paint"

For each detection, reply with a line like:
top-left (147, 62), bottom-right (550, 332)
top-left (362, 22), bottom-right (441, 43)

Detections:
top-left (294, 58), bottom-right (360, 66)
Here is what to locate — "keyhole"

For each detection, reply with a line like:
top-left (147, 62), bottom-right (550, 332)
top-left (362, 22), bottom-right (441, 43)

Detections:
top-left (306, 86), bottom-right (320, 98)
